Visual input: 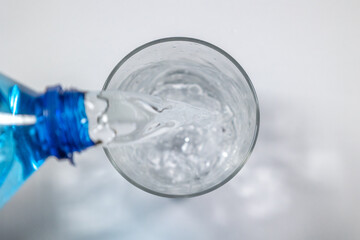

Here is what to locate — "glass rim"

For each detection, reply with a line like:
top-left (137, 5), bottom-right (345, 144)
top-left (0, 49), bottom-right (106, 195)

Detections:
top-left (102, 37), bottom-right (260, 198)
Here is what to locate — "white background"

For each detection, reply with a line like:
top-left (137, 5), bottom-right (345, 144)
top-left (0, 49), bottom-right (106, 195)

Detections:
top-left (1, 0), bottom-right (360, 239)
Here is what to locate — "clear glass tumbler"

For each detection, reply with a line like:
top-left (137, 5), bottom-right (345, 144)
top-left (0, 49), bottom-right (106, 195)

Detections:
top-left (103, 37), bottom-right (260, 197)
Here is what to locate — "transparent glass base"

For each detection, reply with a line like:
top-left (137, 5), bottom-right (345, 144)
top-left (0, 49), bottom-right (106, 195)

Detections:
top-left (103, 37), bottom-right (259, 197)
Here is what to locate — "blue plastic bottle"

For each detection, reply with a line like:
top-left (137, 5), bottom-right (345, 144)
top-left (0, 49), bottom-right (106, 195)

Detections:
top-left (0, 73), bottom-right (95, 208)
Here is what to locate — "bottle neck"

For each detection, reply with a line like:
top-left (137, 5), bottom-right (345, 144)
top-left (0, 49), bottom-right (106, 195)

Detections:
top-left (34, 86), bottom-right (95, 163)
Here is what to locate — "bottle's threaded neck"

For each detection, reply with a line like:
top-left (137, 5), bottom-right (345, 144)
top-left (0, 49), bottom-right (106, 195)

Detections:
top-left (35, 86), bottom-right (95, 163)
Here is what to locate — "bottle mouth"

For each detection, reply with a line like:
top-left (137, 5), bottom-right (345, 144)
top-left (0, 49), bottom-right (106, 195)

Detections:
top-left (102, 37), bottom-right (260, 198)
top-left (35, 86), bottom-right (95, 163)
